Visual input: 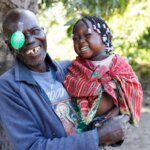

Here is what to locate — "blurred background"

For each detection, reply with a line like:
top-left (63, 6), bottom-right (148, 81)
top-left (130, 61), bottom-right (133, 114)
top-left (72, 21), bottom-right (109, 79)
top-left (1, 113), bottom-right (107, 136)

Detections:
top-left (0, 0), bottom-right (150, 149)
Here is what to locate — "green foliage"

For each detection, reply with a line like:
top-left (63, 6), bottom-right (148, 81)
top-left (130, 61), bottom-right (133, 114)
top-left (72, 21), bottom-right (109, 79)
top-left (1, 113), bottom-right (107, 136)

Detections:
top-left (137, 27), bottom-right (150, 49)
top-left (109, 0), bottom-right (150, 77)
top-left (39, 0), bottom-right (129, 17)
top-left (38, 0), bottom-right (150, 78)
top-left (38, 0), bottom-right (130, 36)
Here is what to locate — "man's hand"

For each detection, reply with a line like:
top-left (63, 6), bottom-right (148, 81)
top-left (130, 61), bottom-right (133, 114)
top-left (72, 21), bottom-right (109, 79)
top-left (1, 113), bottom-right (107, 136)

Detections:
top-left (98, 115), bottom-right (130, 146)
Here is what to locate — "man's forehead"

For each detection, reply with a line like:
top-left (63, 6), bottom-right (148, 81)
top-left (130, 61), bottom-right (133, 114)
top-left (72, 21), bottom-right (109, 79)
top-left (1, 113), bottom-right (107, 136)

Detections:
top-left (7, 11), bottom-right (38, 28)
top-left (6, 22), bottom-right (23, 30)
top-left (6, 20), bottom-right (39, 32)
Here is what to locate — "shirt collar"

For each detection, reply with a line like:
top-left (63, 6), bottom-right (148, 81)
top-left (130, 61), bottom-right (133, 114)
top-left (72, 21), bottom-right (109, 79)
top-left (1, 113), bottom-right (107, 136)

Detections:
top-left (14, 54), bottom-right (57, 85)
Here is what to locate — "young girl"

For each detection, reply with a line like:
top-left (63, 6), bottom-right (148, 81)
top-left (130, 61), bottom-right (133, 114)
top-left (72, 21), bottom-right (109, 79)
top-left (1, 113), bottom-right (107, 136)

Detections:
top-left (64, 16), bottom-right (143, 132)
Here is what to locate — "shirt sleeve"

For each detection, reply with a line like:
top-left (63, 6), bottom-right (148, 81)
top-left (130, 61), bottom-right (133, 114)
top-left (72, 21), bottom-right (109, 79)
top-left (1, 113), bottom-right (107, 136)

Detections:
top-left (92, 128), bottom-right (99, 146)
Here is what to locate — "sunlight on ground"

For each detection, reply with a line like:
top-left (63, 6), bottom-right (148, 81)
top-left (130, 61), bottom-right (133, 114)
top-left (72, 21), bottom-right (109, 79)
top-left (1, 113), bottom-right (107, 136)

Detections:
top-left (141, 107), bottom-right (150, 113)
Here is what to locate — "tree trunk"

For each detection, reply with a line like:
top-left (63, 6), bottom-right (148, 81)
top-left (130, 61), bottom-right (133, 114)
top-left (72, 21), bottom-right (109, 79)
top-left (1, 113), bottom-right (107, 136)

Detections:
top-left (0, 1), bottom-right (38, 149)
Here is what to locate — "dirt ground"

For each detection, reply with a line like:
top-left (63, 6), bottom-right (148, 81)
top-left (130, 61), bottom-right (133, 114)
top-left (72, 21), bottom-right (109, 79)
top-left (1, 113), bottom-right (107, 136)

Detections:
top-left (107, 92), bottom-right (150, 150)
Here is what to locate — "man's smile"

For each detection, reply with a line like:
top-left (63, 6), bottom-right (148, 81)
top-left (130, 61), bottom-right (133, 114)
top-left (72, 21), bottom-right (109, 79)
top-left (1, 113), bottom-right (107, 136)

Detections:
top-left (25, 46), bottom-right (40, 56)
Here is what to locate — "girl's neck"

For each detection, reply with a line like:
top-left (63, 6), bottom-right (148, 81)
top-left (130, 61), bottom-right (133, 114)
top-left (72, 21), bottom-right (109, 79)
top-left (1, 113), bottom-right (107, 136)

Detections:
top-left (90, 50), bottom-right (109, 61)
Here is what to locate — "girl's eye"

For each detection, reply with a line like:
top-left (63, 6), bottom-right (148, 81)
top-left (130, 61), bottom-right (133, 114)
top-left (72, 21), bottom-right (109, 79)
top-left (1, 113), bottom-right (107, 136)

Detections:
top-left (72, 36), bottom-right (79, 41)
top-left (85, 33), bottom-right (91, 38)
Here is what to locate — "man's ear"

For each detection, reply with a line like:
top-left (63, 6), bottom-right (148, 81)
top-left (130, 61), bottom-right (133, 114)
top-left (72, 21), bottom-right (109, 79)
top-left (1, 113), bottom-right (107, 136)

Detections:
top-left (2, 33), bottom-right (9, 45)
top-left (4, 39), bottom-right (9, 45)
top-left (3, 38), bottom-right (11, 49)
top-left (2, 33), bottom-right (15, 54)
top-left (41, 27), bottom-right (44, 31)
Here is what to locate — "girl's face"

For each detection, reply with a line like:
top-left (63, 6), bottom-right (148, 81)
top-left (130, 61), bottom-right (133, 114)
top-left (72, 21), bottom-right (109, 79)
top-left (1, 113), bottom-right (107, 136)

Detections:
top-left (72, 20), bottom-right (106, 59)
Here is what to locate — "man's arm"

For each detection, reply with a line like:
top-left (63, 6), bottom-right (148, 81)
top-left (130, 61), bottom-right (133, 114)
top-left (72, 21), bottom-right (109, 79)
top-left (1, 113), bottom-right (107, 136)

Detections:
top-left (0, 85), bottom-right (97, 150)
top-left (0, 79), bottom-right (129, 150)
top-left (98, 115), bottom-right (130, 146)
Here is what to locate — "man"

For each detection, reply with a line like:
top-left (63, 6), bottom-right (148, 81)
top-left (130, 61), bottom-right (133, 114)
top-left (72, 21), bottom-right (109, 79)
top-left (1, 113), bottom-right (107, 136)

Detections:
top-left (0, 8), bottom-right (129, 150)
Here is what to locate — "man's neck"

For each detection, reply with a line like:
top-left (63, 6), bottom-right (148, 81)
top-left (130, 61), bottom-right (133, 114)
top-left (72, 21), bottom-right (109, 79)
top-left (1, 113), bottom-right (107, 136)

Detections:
top-left (27, 62), bottom-right (48, 72)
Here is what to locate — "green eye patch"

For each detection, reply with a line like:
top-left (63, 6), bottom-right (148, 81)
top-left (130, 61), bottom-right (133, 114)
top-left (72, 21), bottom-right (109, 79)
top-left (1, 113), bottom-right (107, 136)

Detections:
top-left (10, 31), bottom-right (25, 49)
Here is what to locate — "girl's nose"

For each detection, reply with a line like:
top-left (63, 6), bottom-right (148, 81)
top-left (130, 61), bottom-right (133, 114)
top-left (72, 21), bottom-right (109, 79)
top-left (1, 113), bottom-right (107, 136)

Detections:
top-left (79, 36), bottom-right (86, 43)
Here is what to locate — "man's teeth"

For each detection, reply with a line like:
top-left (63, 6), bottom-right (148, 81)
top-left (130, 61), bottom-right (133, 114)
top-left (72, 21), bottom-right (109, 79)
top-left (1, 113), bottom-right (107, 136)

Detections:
top-left (26, 46), bottom-right (40, 55)
top-left (80, 47), bottom-right (89, 52)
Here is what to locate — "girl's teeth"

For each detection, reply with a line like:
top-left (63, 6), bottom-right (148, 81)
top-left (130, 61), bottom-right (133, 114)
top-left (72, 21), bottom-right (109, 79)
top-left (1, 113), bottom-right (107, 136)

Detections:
top-left (81, 47), bottom-right (89, 52)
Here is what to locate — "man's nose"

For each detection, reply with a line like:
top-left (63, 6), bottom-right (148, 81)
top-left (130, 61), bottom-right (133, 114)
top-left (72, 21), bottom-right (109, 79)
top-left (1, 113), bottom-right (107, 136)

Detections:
top-left (25, 34), bottom-right (35, 45)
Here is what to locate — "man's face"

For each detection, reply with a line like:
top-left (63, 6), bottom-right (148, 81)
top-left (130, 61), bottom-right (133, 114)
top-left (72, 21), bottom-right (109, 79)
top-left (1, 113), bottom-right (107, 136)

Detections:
top-left (4, 10), bottom-right (47, 70)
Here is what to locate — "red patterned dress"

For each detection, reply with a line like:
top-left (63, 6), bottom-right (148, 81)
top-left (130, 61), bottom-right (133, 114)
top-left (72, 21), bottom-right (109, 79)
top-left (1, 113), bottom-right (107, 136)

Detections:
top-left (64, 54), bottom-right (143, 131)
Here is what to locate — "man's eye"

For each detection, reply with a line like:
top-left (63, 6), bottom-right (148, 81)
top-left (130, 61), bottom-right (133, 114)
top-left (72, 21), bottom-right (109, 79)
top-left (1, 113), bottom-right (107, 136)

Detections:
top-left (32, 28), bottom-right (41, 34)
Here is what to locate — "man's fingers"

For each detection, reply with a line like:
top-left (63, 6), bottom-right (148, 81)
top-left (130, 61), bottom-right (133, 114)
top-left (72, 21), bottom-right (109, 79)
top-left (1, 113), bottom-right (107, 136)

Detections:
top-left (122, 122), bottom-right (130, 139)
top-left (110, 115), bottom-right (130, 122)
top-left (121, 115), bottom-right (130, 122)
